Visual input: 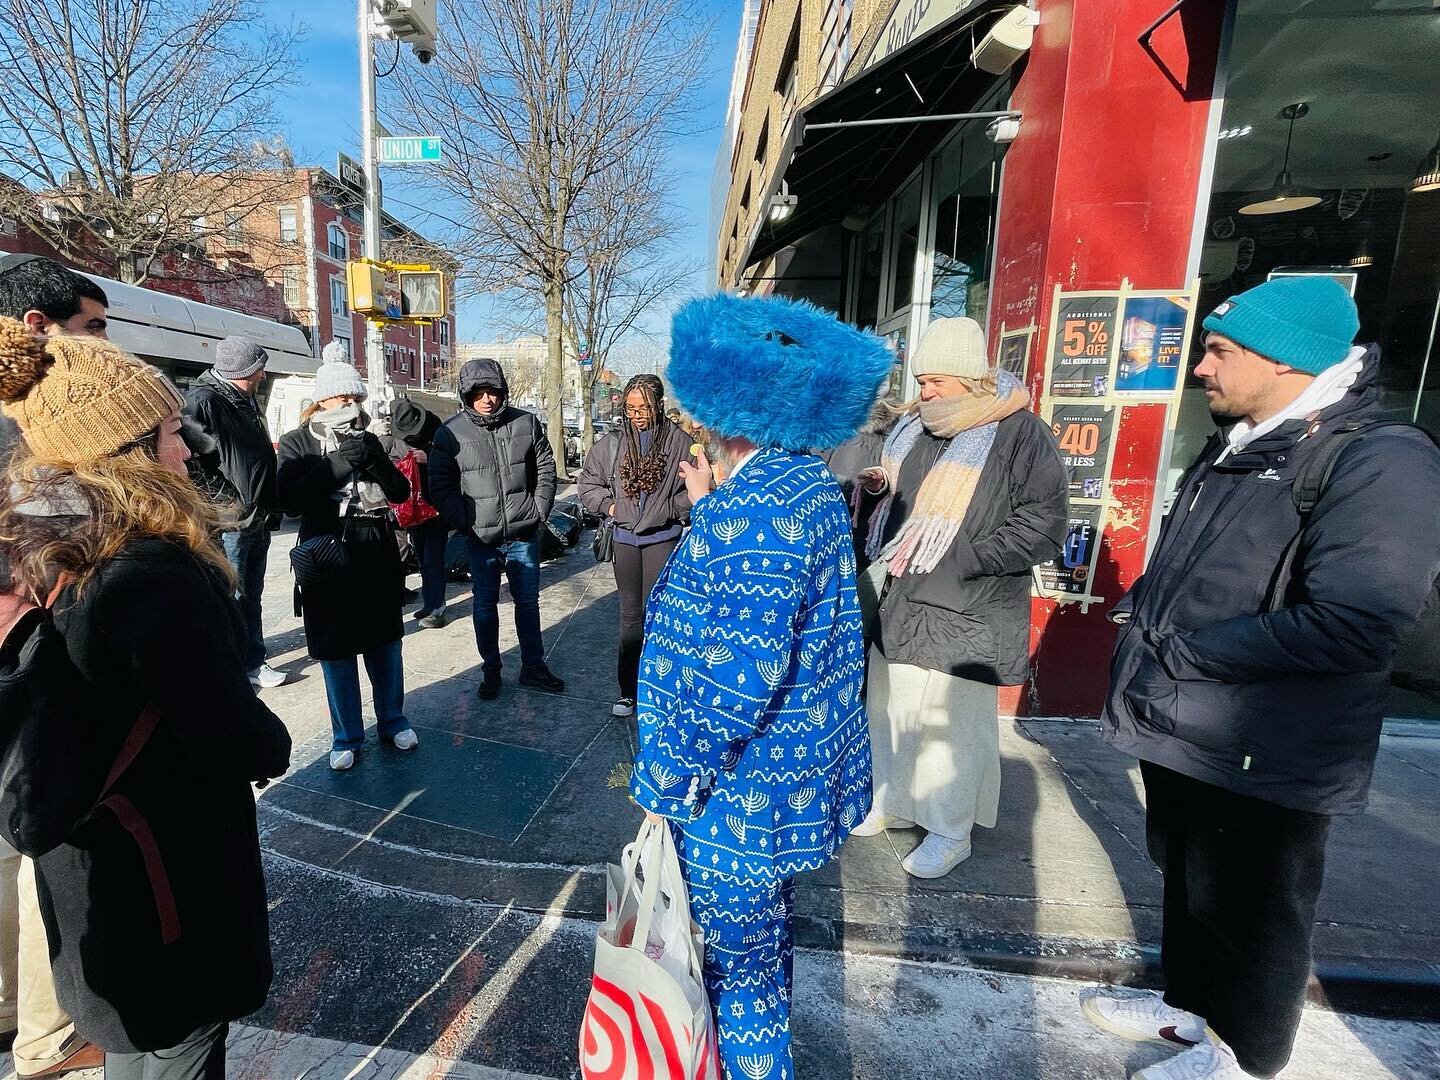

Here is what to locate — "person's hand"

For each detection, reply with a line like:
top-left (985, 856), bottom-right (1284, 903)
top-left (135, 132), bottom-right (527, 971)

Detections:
top-left (411, 449), bottom-right (428, 465)
top-left (679, 445), bottom-right (714, 505)
top-left (607, 502), bottom-right (616, 517)
top-left (645, 811), bottom-right (664, 826)
top-left (857, 467), bottom-right (888, 495)
top-left (333, 437), bottom-right (370, 468)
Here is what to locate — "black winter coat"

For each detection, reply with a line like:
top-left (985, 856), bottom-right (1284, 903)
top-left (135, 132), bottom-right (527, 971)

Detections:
top-left (874, 409), bottom-right (1068, 684)
top-left (183, 370), bottom-right (277, 523)
top-left (1102, 349), bottom-right (1440, 815)
top-left (276, 427), bottom-right (410, 660)
top-left (429, 360), bottom-right (557, 545)
top-left (43, 539), bottom-right (291, 1052)
top-left (576, 424), bottom-right (691, 537)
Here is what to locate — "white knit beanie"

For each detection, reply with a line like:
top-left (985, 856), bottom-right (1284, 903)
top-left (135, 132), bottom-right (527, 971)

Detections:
top-left (314, 341), bottom-right (367, 401)
top-left (911, 317), bottom-right (990, 379)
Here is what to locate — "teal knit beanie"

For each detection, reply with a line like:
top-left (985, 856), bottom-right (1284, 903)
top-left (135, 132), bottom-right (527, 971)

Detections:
top-left (1201, 277), bottom-right (1359, 375)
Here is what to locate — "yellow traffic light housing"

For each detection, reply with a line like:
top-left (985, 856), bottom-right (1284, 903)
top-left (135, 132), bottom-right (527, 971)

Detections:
top-left (398, 270), bottom-right (446, 319)
top-left (345, 261), bottom-right (389, 317)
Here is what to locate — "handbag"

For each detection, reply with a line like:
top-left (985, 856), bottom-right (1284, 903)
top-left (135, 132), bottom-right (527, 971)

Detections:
top-left (592, 435), bottom-right (623, 565)
top-left (579, 819), bottom-right (720, 1080)
top-left (289, 515), bottom-right (353, 589)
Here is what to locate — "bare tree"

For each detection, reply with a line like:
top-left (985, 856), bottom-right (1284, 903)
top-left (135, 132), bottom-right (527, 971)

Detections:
top-left (390, 0), bottom-right (710, 476)
top-left (564, 151), bottom-right (700, 449)
top-left (0, 0), bottom-right (302, 283)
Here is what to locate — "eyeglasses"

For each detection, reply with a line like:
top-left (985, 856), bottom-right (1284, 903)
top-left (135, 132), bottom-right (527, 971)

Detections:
top-left (624, 407), bottom-right (653, 418)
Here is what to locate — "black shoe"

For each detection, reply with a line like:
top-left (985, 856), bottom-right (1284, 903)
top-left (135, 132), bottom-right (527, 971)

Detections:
top-left (477, 671), bottom-right (502, 700)
top-left (400, 586), bottom-right (419, 602)
top-left (519, 665), bottom-right (565, 693)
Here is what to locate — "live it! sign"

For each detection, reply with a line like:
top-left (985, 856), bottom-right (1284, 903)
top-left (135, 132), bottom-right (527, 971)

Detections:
top-left (864, 0), bottom-right (982, 70)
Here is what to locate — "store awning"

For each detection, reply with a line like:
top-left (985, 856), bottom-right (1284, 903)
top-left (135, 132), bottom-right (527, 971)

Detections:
top-left (742, 0), bottom-right (1014, 271)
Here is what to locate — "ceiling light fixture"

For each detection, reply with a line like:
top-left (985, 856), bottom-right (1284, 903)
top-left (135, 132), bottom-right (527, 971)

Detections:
top-left (1412, 129), bottom-right (1440, 194)
top-left (1239, 103), bottom-right (1322, 216)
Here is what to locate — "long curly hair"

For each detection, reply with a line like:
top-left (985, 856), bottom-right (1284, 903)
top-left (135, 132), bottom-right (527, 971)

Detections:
top-left (618, 374), bottom-right (672, 500)
top-left (0, 441), bottom-right (236, 599)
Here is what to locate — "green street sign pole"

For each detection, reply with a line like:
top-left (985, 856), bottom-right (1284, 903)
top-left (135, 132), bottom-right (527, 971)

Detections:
top-left (377, 136), bottom-right (443, 164)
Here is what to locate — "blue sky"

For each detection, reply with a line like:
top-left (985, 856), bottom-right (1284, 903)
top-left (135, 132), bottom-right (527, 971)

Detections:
top-left (263, 0), bottom-right (736, 345)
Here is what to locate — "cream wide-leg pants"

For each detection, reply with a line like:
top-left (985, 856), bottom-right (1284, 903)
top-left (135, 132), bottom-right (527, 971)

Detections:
top-left (866, 647), bottom-right (1001, 841)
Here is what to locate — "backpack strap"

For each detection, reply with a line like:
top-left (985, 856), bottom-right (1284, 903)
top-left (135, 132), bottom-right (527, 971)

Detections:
top-left (1267, 419), bottom-right (1429, 611)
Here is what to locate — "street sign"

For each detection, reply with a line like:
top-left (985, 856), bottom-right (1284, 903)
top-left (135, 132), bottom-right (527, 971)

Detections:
top-left (378, 137), bottom-right (443, 164)
top-left (337, 152), bottom-right (366, 196)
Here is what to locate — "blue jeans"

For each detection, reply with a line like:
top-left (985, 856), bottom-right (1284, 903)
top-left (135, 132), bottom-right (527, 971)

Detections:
top-left (411, 519), bottom-right (450, 614)
top-left (467, 532), bottom-right (544, 674)
top-left (319, 639), bottom-right (408, 751)
top-left (221, 522), bottom-right (270, 672)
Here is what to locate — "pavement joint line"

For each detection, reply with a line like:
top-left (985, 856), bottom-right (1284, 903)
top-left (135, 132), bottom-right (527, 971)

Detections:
top-left (399, 721), bottom-right (578, 758)
top-left (806, 881), bottom-right (1162, 911)
top-left (265, 782), bottom-right (522, 846)
top-left (512, 715), bottom-right (624, 846)
top-left (258, 802), bottom-right (608, 876)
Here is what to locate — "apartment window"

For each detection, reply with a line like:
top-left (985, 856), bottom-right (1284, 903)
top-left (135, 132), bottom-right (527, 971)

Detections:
top-left (819, 0), bottom-right (854, 90)
top-left (327, 222), bottom-right (349, 262)
top-left (278, 207), bottom-right (297, 243)
top-left (754, 119), bottom-right (769, 172)
top-left (281, 266), bottom-right (301, 307)
top-left (189, 215), bottom-right (207, 236)
top-left (438, 320), bottom-right (449, 345)
top-left (330, 276), bottom-right (348, 317)
top-left (225, 211), bottom-right (244, 241)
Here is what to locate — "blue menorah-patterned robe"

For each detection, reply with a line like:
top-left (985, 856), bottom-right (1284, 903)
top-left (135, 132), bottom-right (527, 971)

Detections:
top-left (632, 448), bottom-right (872, 1080)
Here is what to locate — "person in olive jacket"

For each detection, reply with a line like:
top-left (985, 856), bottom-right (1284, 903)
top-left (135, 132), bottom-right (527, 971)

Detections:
top-left (577, 373), bottom-right (691, 719)
top-left (428, 358), bottom-right (563, 700)
top-left (277, 348), bottom-right (417, 773)
top-left (854, 317), bottom-right (1067, 879)
top-left (0, 320), bottom-right (291, 1077)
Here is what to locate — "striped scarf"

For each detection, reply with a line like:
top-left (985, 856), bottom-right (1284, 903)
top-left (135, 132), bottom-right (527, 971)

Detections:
top-left (865, 369), bottom-right (1029, 577)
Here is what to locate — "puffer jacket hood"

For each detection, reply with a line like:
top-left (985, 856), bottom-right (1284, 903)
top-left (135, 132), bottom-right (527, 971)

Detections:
top-left (458, 359), bottom-right (509, 409)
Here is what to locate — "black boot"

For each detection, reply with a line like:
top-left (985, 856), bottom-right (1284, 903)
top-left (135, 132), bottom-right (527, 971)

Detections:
top-left (519, 665), bottom-right (565, 693)
top-left (477, 670), bottom-right (502, 700)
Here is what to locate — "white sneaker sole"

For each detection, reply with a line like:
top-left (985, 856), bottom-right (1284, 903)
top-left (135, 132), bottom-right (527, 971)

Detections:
top-left (612, 702), bottom-right (635, 718)
top-left (1080, 995), bottom-right (1200, 1048)
top-left (901, 842), bottom-right (972, 879)
top-left (850, 816), bottom-right (916, 838)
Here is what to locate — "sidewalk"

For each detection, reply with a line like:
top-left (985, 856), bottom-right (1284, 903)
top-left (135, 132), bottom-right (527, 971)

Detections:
top-left (251, 517), bottom-right (1440, 1023)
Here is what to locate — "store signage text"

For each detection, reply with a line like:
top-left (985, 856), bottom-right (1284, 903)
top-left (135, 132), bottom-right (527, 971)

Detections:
top-left (865, 0), bottom-right (979, 70)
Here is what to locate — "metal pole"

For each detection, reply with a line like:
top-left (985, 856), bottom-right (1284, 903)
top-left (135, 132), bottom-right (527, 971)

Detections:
top-left (359, 0), bottom-right (387, 406)
top-left (803, 109), bottom-right (1021, 132)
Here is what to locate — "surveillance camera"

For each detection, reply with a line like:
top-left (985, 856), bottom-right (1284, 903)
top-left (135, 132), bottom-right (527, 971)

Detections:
top-left (986, 117), bottom-right (1022, 144)
top-left (415, 47), bottom-right (434, 64)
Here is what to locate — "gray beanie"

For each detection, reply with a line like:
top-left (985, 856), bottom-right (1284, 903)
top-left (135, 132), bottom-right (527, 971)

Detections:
top-left (213, 335), bottom-right (268, 379)
top-left (314, 342), bottom-right (367, 401)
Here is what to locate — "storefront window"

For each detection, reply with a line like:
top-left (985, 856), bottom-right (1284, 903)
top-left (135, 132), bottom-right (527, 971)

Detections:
top-left (1177, 1), bottom-right (1440, 719)
top-left (930, 118), bottom-right (1004, 324)
top-left (888, 176), bottom-right (922, 313)
top-left (855, 214), bottom-right (885, 329)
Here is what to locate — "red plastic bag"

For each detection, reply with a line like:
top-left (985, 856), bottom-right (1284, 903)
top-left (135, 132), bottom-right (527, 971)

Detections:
top-left (389, 451), bottom-right (439, 529)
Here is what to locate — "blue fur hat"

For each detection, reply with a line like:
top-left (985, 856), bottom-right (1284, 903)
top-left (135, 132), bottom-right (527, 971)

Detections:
top-left (667, 293), bottom-right (893, 451)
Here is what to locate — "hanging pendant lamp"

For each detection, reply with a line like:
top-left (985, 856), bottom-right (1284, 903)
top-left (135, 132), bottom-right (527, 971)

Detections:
top-left (1239, 102), bottom-right (1322, 216)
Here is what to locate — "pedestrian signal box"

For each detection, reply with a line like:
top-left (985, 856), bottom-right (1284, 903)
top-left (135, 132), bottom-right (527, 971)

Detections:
top-left (346, 261), bottom-right (389, 317)
top-left (398, 270), bottom-right (446, 319)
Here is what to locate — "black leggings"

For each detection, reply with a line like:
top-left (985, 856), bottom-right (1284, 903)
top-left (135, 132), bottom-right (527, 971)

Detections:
top-left (1141, 762), bottom-right (1330, 1078)
top-left (613, 537), bottom-right (679, 699)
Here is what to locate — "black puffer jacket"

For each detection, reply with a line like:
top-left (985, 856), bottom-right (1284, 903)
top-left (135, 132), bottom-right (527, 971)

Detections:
top-left (1102, 348), bottom-right (1440, 815)
top-left (43, 539), bottom-right (291, 1052)
top-left (183, 370), bottom-right (277, 524)
top-left (874, 409), bottom-right (1067, 684)
top-left (428, 359), bottom-right (557, 545)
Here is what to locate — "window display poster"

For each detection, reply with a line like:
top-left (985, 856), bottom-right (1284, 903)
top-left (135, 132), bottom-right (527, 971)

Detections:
top-left (1115, 294), bottom-right (1190, 396)
top-left (998, 328), bottom-right (1031, 378)
top-left (1050, 405), bottom-right (1115, 500)
top-left (1035, 504), bottom-right (1105, 596)
top-left (1049, 296), bottom-right (1118, 398)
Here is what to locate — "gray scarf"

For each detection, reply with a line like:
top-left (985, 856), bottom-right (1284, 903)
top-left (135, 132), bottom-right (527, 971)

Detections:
top-left (308, 404), bottom-right (389, 514)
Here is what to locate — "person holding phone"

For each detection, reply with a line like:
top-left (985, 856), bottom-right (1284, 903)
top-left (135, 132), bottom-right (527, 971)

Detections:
top-left (578, 374), bottom-right (691, 720)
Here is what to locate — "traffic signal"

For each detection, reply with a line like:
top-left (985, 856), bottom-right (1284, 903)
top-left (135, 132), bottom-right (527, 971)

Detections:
top-left (346, 261), bottom-right (389, 317)
top-left (398, 270), bottom-right (446, 318)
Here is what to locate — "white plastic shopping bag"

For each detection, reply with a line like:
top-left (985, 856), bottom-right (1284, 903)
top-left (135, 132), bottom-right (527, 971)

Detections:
top-left (579, 819), bottom-right (721, 1080)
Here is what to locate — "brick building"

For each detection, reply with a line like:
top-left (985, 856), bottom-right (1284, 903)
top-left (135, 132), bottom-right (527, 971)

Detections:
top-left (714, 0), bottom-right (1440, 718)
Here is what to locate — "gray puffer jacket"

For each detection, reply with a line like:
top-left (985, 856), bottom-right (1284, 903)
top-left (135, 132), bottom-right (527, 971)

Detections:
top-left (874, 409), bottom-right (1067, 685)
top-left (428, 359), bottom-right (557, 545)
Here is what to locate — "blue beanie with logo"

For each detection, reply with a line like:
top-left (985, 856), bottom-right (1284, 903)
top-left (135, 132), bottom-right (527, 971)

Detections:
top-left (1201, 277), bottom-right (1359, 375)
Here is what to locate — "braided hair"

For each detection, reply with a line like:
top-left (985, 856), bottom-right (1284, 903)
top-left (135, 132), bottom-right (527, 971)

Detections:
top-left (618, 373), bottom-right (671, 499)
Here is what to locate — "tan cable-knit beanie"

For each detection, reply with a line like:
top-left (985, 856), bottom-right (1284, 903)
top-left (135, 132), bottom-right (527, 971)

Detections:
top-left (0, 317), bottom-right (185, 464)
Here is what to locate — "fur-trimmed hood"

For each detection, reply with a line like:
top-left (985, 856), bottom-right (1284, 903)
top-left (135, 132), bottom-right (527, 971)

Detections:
top-left (666, 294), bottom-right (893, 451)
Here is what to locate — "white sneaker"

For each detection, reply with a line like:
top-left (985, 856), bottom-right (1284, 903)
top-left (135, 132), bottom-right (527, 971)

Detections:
top-left (901, 832), bottom-right (972, 878)
top-left (390, 729), bottom-right (419, 751)
top-left (1131, 1037), bottom-right (1253, 1080)
top-left (612, 697), bottom-right (635, 718)
top-left (248, 663), bottom-right (287, 689)
top-left (850, 807), bottom-right (916, 837)
top-left (329, 750), bottom-right (355, 771)
top-left (1081, 988), bottom-right (1205, 1047)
